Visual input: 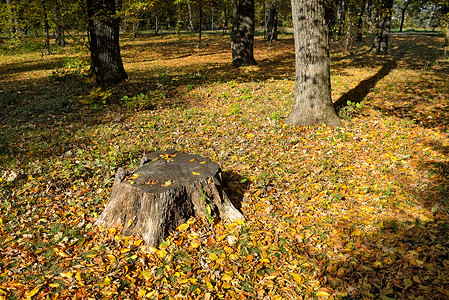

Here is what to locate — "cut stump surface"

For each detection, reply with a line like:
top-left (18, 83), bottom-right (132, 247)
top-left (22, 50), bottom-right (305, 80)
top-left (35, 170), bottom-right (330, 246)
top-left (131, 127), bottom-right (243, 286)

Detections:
top-left (96, 150), bottom-right (244, 246)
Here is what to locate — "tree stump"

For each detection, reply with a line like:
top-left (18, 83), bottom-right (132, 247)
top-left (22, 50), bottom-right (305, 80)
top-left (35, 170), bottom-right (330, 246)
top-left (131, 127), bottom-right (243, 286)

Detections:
top-left (96, 150), bottom-right (244, 246)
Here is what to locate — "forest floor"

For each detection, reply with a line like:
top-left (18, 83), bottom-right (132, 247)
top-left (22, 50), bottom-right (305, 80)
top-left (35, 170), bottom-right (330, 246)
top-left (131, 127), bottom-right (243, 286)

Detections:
top-left (0, 32), bottom-right (449, 299)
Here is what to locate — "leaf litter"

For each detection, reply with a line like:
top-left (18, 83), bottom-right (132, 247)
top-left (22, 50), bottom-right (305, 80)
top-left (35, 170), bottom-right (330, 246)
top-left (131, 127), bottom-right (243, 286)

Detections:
top-left (0, 34), bottom-right (448, 299)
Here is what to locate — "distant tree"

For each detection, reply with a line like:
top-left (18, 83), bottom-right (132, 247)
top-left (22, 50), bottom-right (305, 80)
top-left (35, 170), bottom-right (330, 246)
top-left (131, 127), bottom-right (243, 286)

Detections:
top-left (231, 0), bottom-right (257, 66)
top-left (397, 0), bottom-right (412, 32)
top-left (287, 0), bottom-right (341, 127)
top-left (41, 0), bottom-right (51, 54)
top-left (373, 0), bottom-right (393, 53)
top-left (265, 0), bottom-right (278, 42)
top-left (86, 0), bottom-right (128, 87)
top-left (52, 0), bottom-right (66, 46)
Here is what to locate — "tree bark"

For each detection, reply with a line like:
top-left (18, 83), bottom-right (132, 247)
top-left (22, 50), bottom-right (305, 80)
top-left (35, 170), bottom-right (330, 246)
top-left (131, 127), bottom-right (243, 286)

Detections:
top-left (231, 0), bottom-right (257, 67)
top-left (287, 0), bottom-right (341, 127)
top-left (265, 0), bottom-right (278, 42)
top-left (96, 150), bottom-right (244, 246)
top-left (41, 0), bottom-right (51, 55)
top-left (373, 0), bottom-right (393, 54)
top-left (87, 0), bottom-right (128, 87)
top-left (355, 0), bottom-right (366, 42)
top-left (6, 0), bottom-right (16, 37)
top-left (196, 0), bottom-right (203, 48)
top-left (446, 21), bottom-right (449, 46)
top-left (399, 0), bottom-right (411, 33)
top-left (53, 0), bottom-right (66, 46)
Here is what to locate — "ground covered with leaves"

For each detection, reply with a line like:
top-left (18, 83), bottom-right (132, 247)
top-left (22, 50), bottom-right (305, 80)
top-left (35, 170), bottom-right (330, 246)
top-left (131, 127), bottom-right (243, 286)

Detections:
top-left (1, 32), bottom-right (449, 299)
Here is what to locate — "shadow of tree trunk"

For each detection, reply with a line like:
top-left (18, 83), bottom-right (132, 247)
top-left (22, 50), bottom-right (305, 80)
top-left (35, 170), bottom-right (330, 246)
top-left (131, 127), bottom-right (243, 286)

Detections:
top-left (334, 58), bottom-right (397, 111)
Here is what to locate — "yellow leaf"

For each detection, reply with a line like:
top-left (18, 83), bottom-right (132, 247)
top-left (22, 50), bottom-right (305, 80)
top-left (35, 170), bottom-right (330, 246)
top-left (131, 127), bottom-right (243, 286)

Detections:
top-left (177, 223), bottom-right (190, 231)
top-left (157, 249), bottom-right (167, 258)
top-left (190, 241), bottom-right (201, 249)
top-left (163, 180), bottom-right (173, 186)
top-left (260, 258), bottom-right (270, 264)
top-left (127, 218), bottom-right (133, 227)
top-left (141, 271), bottom-right (151, 279)
top-left (60, 272), bottom-right (73, 279)
top-left (120, 248), bottom-right (131, 254)
top-left (413, 275), bottom-right (421, 283)
top-left (234, 219), bottom-right (245, 226)
top-left (75, 271), bottom-right (83, 282)
top-left (152, 157), bottom-right (159, 161)
top-left (222, 274), bottom-right (232, 282)
top-left (404, 278), bottom-right (413, 288)
top-left (134, 239), bottom-right (143, 246)
top-left (49, 283), bottom-right (60, 288)
top-left (199, 161), bottom-right (207, 164)
top-left (373, 261), bottom-right (382, 267)
top-left (351, 228), bottom-right (362, 236)
top-left (222, 282), bottom-right (232, 289)
top-left (146, 290), bottom-right (156, 297)
top-left (217, 234), bottom-right (227, 242)
top-left (25, 285), bottom-right (41, 298)
top-left (290, 273), bottom-right (303, 285)
top-left (138, 289), bottom-right (147, 297)
top-left (190, 158), bottom-right (196, 162)
top-left (206, 280), bottom-right (214, 290)
top-left (209, 253), bottom-right (219, 261)
top-left (129, 173), bottom-right (141, 179)
top-left (192, 172), bottom-right (200, 175)
top-left (189, 278), bottom-right (198, 284)
top-left (106, 254), bottom-right (116, 262)
top-left (316, 290), bottom-right (330, 298)
top-left (229, 254), bottom-right (239, 260)
top-left (103, 277), bottom-right (111, 285)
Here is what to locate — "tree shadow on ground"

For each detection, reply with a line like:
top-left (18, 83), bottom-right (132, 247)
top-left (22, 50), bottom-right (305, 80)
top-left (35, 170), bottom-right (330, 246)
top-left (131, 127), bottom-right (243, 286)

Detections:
top-left (371, 68), bottom-right (449, 132)
top-left (325, 143), bottom-right (449, 298)
top-left (0, 56), bottom-right (64, 77)
top-left (222, 171), bottom-right (251, 215)
top-left (334, 58), bottom-right (398, 111)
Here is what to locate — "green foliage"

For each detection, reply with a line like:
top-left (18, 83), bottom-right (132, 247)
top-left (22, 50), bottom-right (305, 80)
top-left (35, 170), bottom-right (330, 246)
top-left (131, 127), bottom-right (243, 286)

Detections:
top-left (340, 100), bottom-right (364, 119)
top-left (121, 92), bottom-right (166, 110)
top-left (199, 190), bottom-right (214, 224)
top-left (79, 87), bottom-right (112, 107)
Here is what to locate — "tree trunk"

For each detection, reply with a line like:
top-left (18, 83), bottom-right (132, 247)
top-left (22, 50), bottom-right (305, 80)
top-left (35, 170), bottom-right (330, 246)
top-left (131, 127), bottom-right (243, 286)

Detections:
top-left (6, 0), bottom-right (16, 37)
top-left (446, 21), bottom-right (449, 46)
top-left (373, 0), bottom-right (393, 54)
top-left (132, 17), bottom-right (139, 40)
top-left (287, 0), bottom-right (341, 127)
top-left (196, 0), bottom-right (203, 48)
top-left (399, 0), bottom-right (411, 33)
top-left (355, 0), bottom-right (366, 42)
top-left (211, 8), bottom-right (214, 30)
top-left (265, 0), bottom-right (278, 41)
top-left (223, 6), bottom-right (229, 34)
top-left (188, 3), bottom-right (194, 32)
top-left (96, 150), bottom-right (244, 246)
top-left (155, 15), bottom-right (160, 35)
top-left (87, 0), bottom-right (128, 87)
top-left (53, 0), bottom-right (66, 46)
top-left (399, 7), bottom-right (406, 32)
top-left (231, 0), bottom-right (257, 67)
top-left (41, 0), bottom-right (51, 55)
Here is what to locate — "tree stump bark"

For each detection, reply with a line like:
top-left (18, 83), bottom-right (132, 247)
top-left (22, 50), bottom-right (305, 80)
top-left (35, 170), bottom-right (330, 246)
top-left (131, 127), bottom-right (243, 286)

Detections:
top-left (96, 150), bottom-right (244, 246)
